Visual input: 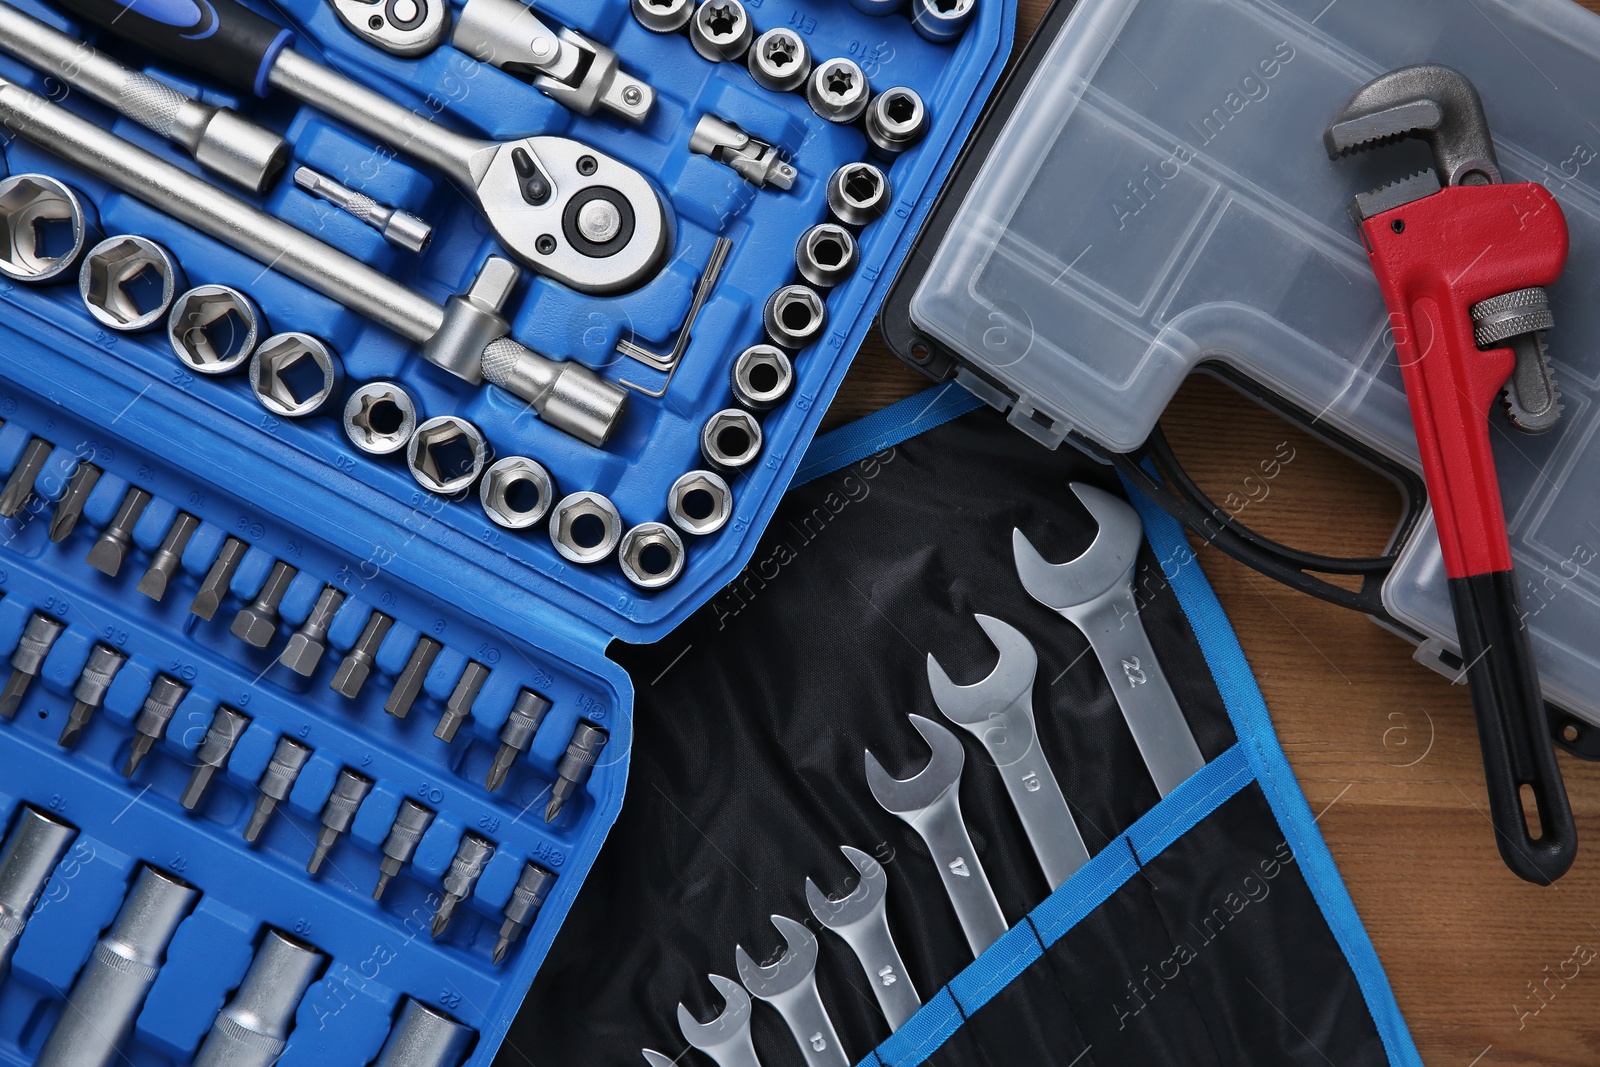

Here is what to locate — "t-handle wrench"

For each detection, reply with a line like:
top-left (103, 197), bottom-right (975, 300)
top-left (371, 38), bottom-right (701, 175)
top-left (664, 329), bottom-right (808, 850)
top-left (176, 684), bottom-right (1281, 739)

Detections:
top-left (50, 0), bottom-right (668, 295)
top-left (1013, 483), bottom-right (1205, 797)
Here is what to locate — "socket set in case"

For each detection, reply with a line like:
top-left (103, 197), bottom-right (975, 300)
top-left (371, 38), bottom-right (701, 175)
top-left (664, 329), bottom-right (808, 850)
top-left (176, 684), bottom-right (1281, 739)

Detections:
top-left (0, 0), bottom-right (1011, 1061)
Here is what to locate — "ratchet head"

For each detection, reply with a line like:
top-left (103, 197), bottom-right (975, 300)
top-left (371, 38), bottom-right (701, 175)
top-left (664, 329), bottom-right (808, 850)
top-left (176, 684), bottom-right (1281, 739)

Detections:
top-left (805, 846), bottom-right (888, 931)
top-left (864, 715), bottom-right (965, 816)
top-left (926, 615), bottom-right (1037, 728)
top-left (1013, 483), bottom-right (1142, 612)
top-left (735, 915), bottom-right (820, 1000)
top-left (677, 974), bottom-right (754, 1053)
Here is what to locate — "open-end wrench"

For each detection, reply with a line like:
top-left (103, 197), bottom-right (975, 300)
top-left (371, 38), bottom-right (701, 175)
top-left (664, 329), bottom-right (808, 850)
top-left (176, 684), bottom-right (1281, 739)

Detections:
top-left (805, 846), bottom-right (920, 1031)
top-left (1014, 483), bottom-right (1204, 797)
top-left (865, 716), bottom-right (1008, 957)
top-left (52, 0), bottom-right (668, 295)
top-left (677, 974), bottom-right (763, 1067)
top-left (735, 915), bottom-right (848, 1067)
top-left (641, 1050), bottom-right (677, 1067)
top-left (928, 615), bottom-right (1090, 889)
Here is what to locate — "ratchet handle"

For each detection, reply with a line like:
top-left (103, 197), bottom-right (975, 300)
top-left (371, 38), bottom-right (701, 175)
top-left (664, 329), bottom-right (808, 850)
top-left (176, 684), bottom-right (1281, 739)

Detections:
top-left (1451, 572), bottom-right (1576, 884)
top-left (52, 0), bottom-right (293, 96)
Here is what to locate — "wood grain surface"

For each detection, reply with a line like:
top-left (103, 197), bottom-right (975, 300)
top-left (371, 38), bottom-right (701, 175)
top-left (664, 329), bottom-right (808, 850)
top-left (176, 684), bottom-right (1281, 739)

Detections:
top-left (823, 1), bottom-right (1600, 1061)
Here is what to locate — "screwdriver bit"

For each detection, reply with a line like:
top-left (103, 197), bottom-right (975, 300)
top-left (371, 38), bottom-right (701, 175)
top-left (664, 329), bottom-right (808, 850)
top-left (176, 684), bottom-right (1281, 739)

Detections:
top-left (492, 862), bottom-right (555, 965)
top-left (280, 586), bottom-right (346, 677)
top-left (0, 437), bottom-right (51, 518)
top-left (231, 560), bottom-right (297, 648)
top-left (486, 688), bottom-right (551, 792)
top-left (385, 635), bottom-right (441, 719)
top-left (0, 613), bottom-right (64, 719)
top-left (244, 737), bottom-right (312, 844)
top-left (547, 721), bottom-right (608, 823)
top-left (372, 798), bottom-right (435, 900)
top-left (307, 769), bottom-right (372, 875)
top-left (431, 833), bottom-right (494, 938)
top-left (86, 486), bottom-right (151, 577)
top-left (123, 675), bottom-right (188, 777)
top-left (181, 706), bottom-right (251, 810)
top-left (190, 536), bottom-right (247, 621)
top-left (137, 512), bottom-right (200, 601)
top-left (436, 661), bottom-right (489, 743)
top-left (330, 610), bottom-right (393, 699)
top-left (58, 643), bottom-right (127, 749)
top-left (48, 462), bottom-right (101, 543)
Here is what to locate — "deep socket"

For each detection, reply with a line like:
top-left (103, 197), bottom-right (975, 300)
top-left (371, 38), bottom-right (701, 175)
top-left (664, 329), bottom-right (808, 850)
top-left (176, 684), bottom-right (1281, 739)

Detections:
top-left (0, 806), bottom-right (76, 976)
top-left (193, 930), bottom-right (325, 1067)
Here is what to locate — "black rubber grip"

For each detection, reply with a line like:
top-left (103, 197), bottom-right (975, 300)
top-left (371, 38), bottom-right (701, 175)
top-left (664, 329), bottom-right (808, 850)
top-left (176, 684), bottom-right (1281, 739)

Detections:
top-left (1450, 571), bottom-right (1577, 884)
top-left (51, 0), bottom-right (295, 96)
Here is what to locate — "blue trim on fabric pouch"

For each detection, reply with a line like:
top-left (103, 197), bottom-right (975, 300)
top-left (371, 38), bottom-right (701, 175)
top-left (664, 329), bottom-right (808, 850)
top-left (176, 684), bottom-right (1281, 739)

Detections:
top-left (795, 383), bottom-right (982, 487)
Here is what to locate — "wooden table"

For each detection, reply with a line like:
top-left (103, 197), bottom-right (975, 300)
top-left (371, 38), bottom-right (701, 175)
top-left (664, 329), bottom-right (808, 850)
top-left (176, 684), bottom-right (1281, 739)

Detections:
top-left (822, 2), bottom-right (1600, 1061)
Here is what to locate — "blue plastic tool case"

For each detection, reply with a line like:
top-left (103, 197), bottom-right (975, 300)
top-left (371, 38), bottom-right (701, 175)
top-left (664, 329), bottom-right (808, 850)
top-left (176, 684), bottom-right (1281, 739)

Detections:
top-left (0, 0), bottom-right (1011, 1061)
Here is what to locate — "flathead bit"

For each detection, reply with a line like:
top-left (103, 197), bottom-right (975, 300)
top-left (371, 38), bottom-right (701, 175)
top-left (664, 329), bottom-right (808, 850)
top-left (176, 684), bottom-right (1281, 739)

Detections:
top-left (374, 798), bottom-right (435, 900)
top-left (191, 536), bottom-right (247, 621)
top-left (307, 768), bottom-right (372, 875)
top-left (436, 660), bottom-right (490, 743)
top-left (487, 688), bottom-right (551, 793)
top-left (86, 486), bottom-right (151, 577)
top-left (432, 833), bottom-right (494, 938)
top-left (330, 611), bottom-right (393, 699)
top-left (137, 512), bottom-right (200, 601)
top-left (58, 643), bottom-right (127, 749)
top-left (280, 586), bottom-right (346, 677)
top-left (124, 675), bottom-right (188, 777)
top-left (49, 462), bottom-right (101, 543)
top-left (492, 863), bottom-right (556, 966)
top-left (547, 721), bottom-right (608, 823)
top-left (0, 612), bottom-right (65, 719)
top-left (181, 706), bottom-right (251, 810)
top-left (245, 737), bottom-right (312, 843)
top-left (0, 437), bottom-right (52, 518)
top-left (385, 635), bottom-right (442, 719)
top-left (232, 560), bottom-right (297, 649)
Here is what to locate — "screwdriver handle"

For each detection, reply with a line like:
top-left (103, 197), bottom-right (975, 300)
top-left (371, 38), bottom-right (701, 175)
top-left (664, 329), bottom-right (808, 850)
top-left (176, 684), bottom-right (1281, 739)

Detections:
top-left (50, 0), bottom-right (294, 96)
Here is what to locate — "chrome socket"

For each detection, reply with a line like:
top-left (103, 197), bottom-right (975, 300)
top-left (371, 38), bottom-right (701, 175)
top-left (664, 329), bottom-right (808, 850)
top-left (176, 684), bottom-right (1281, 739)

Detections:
top-left (690, 0), bottom-right (752, 61)
top-left (192, 930), bottom-right (325, 1067)
top-left (700, 408), bottom-right (763, 471)
top-left (912, 0), bottom-right (975, 42)
top-left (731, 344), bottom-right (794, 410)
top-left (481, 456), bottom-right (557, 529)
top-left (79, 235), bottom-right (183, 332)
top-left (168, 285), bottom-right (262, 375)
top-left (763, 284), bottom-right (828, 350)
top-left (667, 470), bottom-right (733, 536)
top-left (0, 807), bottom-right (76, 976)
top-left (251, 333), bottom-right (342, 418)
top-left (373, 999), bottom-right (475, 1067)
top-left (748, 28), bottom-right (811, 92)
top-left (408, 416), bottom-right (491, 495)
top-left (795, 223), bottom-right (858, 289)
top-left (633, 0), bottom-right (694, 32)
top-left (618, 522), bottom-right (686, 589)
top-left (550, 491), bottom-right (623, 564)
top-left (344, 382), bottom-right (419, 456)
top-left (0, 174), bottom-right (95, 284)
top-left (808, 58), bottom-right (871, 123)
top-left (689, 115), bottom-right (797, 190)
top-left (826, 162), bottom-right (893, 227)
top-left (865, 86), bottom-right (929, 155)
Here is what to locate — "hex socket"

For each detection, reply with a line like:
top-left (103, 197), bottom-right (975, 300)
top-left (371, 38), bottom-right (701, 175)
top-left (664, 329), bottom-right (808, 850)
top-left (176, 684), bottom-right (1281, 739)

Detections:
top-left (632, 0), bottom-right (693, 32)
top-left (700, 409), bottom-right (763, 471)
top-left (0, 807), bottom-right (76, 976)
top-left (79, 235), bottom-right (184, 332)
top-left (193, 930), bottom-right (325, 1067)
top-left (865, 86), bottom-right (929, 155)
top-left (731, 344), bottom-right (794, 410)
top-left (912, 0), bottom-right (975, 41)
top-left (763, 284), bottom-right (828, 350)
top-left (0, 174), bottom-right (96, 284)
top-left (826, 163), bottom-right (893, 227)
top-left (169, 285), bottom-right (262, 375)
top-left (374, 999), bottom-right (475, 1067)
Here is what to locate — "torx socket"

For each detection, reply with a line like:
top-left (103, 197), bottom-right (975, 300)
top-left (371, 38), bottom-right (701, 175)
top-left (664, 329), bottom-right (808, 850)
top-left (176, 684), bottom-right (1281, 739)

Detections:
top-left (123, 675), bottom-right (188, 777)
top-left (59, 643), bottom-right (127, 749)
top-left (190, 536), bottom-right (247, 621)
top-left (331, 610), bottom-right (393, 699)
top-left (487, 688), bottom-right (551, 793)
top-left (280, 585), bottom-right (346, 677)
top-left (86, 486), bottom-right (151, 577)
top-left (181, 706), bottom-right (251, 810)
top-left (0, 806), bottom-right (76, 976)
top-left (232, 560), bottom-right (297, 648)
top-left (386, 635), bottom-right (442, 719)
top-left (690, 0), bottom-right (753, 61)
top-left (374, 999), bottom-right (476, 1067)
top-left (35, 866), bottom-right (199, 1067)
top-left (547, 721), bottom-right (608, 823)
top-left (49, 462), bottom-right (101, 543)
top-left (492, 862), bottom-right (555, 965)
top-left (137, 511), bottom-right (200, 601)
top-left (432, 834), bottom-right (494, 938)
top-left (0, 612), bottom-right (64, 719)
top-left (307, 769), bottom-right (372, 875)
top-left (193, 930), bottom-right (325, 1067)
top-left (748, 27), bottom-right (811, 93)
top-left (245, 737), bottom-right (312, 844)
top-left (807, 57), bottom-right (871, 123)
top-left (373, 798), bottom-right (435, 900)
top-left (0, 437), bottom-right (52, 518)
top-left (437, 661), bottom-right (490, 743)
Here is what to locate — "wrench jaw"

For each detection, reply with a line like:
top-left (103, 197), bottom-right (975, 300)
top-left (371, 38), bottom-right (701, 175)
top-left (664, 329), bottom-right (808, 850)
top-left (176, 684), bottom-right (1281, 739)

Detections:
top-left (734, 915), bottom-right (819, 1000)
top-left (1012, 483), bottom-right (1143, 619)
top-left (925, 615), bottom-right (1037, 730)
top-left (863, 715), bottom-right (965, 816)
top-left (677, 974), bottom-right (756, 1057)
top-left (804, 846), bottom-right (887, 932)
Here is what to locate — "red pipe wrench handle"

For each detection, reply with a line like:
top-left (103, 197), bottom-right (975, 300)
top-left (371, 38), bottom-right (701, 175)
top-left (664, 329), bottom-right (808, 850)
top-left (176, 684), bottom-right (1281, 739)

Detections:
top-left (1361, 182), bottom-right (1575, 883)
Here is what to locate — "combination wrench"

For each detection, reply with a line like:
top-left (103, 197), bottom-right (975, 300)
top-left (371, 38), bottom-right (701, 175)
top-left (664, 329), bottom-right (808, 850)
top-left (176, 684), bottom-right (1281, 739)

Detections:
top-left (928, 615), bottom-right (1090, 889)
top-left (805, 845), bottom-right (921, 1031)
top-left (1014, 483), bottom-right (1205, 796)
top-left (865, 715), bottom-right (1008, 957)
top-left (677, 974), bottom-right (764, 1067)
top-left (735, 915), bottom-right (848, 1067)
top-left (51, 0), bottom-right (669, 295)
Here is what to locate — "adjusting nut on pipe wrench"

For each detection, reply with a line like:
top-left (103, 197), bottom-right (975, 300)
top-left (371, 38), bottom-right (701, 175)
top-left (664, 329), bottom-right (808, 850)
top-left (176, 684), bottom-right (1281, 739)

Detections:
top-left (1326, 64), bottom-right (1576, 884)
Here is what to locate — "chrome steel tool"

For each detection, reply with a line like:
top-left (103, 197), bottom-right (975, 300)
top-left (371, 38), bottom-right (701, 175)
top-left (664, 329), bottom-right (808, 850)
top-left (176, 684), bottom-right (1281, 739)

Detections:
top-left (678, 973), bottom-right (763, 1067)
top-left (0, 806), bottom-right (75, 976)
top-left (294, 167), bottom-right (432, 253)
top-left (805, 846), bottom-right (920, 1030)
top-left (193, 930), bottom-right (324, 1067)
top-left (328, 0), bottom-right (449, 57)
top-left (736, 915), bottom-right (848, 1067)
top-left (374, 999), bottom-right (475, 1067)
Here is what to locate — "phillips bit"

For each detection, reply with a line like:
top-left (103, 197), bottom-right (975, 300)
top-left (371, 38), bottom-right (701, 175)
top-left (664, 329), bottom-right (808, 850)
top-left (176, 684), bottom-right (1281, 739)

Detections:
top-left (231, 561), bottom-right (297, 648)
top-left (190, 536), bottom-right (247, 621)
top-left (58, 643), bottom-right (127, 748)
top-left (372, 798), bottom-right (434, 900)
top-left (436, 660), bottom-right (489, 743)
top-left (123, 675), bottom-right (188, 777)
top-left (181, 706), bottom-right (251, 810)
top-left (307, 768), bottom-right (372, 875)
top-left (279, 585), bottom-right (346, 677)
top-left (431, 833), bottom-right (493, 938)
top-left (48, 462), bottom-right (101, 543)
top-left (244, 737), bottom-right (312, 843)
top-left (385, 635), bottom-right (441, 719)
top-left (492, 862), bottom-right (555, 965)
top-left (0, 437), bottom-right (52, 518)
top-left (0, 613), bottom-right (64, 718)
top-left (86, 486), bottom-right (151, 577)
top-left (331, 610), bottom-right (393, 699)
top-left (487, 688), bottom-right (550, 792)
top-left (546, 721), bottom-right (607, 822)
top-left (136, 512), bottom-right (200, 601)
